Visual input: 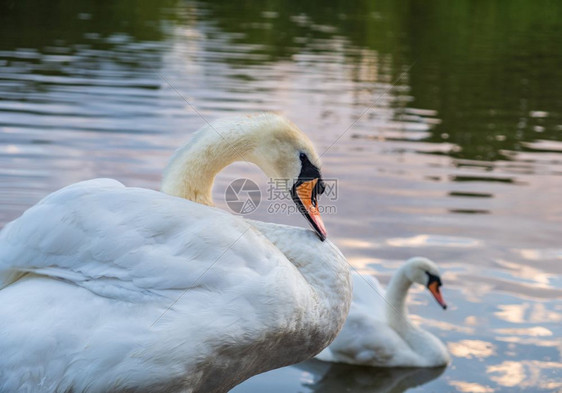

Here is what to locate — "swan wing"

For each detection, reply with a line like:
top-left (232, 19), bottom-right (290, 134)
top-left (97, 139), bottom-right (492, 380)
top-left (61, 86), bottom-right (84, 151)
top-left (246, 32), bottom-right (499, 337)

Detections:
top-left (317, 310), bottom-right (415, 366)
top-left (0, 179), bottom-right (317, 392)
top-left (0, 179), bottom-right (287, 295)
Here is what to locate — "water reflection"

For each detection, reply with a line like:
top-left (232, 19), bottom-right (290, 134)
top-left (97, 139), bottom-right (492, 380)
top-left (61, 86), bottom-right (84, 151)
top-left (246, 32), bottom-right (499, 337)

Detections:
top-left (449, 381), bottom-right (494, 393)
top-left (487, 361), bottom-right (562, 390)
top-left (495, 303), bottom-right (562, 325)
top-left (298, 361), bottom-right (446, 393)
top-left (386, 234), bottom-right (480, 248)
top-left (233, 360), bottom-right (445, 393)
top-left (448, 340), bottom-right (496, 359)
top-left (191, 0), bottom-right (562, 161)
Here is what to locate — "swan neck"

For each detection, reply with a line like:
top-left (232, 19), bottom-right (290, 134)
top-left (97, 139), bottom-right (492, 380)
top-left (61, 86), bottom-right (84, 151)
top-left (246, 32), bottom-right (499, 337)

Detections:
top-left (385, 266), bottom-right (413, 329)
top-left (161, 127), bottom-right (256, 206)
top-left (384, 265), bottom-right (450, 366)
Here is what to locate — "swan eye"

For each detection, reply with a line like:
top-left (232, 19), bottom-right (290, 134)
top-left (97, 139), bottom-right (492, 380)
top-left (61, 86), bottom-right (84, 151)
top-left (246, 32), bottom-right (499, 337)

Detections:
top-left (425, 271), bottom-right (442, 287)
top-left (296, 153), bottom-right (324, 196)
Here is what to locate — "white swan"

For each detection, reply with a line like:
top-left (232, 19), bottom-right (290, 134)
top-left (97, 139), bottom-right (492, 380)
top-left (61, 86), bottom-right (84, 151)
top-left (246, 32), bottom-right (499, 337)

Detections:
top-left (0, 113), bottom-right (352, 393)
top-left (316, 257), bottom-right (450, 368)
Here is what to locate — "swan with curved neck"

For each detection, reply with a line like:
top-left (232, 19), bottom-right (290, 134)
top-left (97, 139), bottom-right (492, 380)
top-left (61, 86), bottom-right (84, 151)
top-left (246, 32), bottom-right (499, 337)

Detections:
top-left (316, 257), bottom-right (450, 368)
top-left (0, 113), bottom-right (351, 393)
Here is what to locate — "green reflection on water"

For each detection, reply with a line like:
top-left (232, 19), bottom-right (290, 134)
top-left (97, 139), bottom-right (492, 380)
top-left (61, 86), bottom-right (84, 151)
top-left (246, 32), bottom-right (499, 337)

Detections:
top-left (199, 0), bottom-right (562, 161)
top-left (405, 0), bottom-right (562, 161)
top-left (0, 0), bottom-right (176, 46)
top-left (2, 0), bottom-right (560, 164)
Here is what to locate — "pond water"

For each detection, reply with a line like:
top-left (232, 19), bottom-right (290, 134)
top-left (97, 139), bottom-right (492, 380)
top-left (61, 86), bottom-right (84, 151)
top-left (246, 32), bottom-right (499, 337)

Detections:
top-left (1, 0), bottom-right (561, 392)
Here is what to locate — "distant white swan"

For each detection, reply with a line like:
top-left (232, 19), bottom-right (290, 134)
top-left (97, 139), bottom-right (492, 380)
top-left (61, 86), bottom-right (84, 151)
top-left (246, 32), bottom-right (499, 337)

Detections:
top-left (316, 257), bottom-right (450, 368)
top-left (0, 113), bottom-right (352, 393)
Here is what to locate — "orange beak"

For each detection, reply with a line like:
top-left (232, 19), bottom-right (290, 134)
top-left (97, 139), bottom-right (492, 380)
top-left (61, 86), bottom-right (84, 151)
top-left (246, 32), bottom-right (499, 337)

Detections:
top-left (292, 178), bottom-right (327, 241)
top-left (428, 281), bottom-right (447, 310)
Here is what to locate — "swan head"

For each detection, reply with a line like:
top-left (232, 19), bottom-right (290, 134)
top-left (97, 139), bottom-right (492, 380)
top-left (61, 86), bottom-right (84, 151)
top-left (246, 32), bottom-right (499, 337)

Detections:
top-left (404, 257), bottom-right (447, 310)
top-left (243, 114), bottom-right (327, 240)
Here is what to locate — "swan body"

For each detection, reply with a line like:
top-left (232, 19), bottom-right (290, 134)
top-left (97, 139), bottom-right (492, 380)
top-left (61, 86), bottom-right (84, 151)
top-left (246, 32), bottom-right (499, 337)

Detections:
top-left (316, 257), bottom-right (450, 368)
top-left (0, 113), bottom-right (352, 393)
